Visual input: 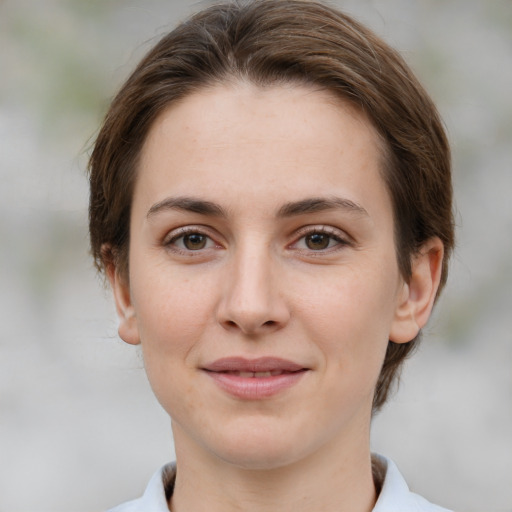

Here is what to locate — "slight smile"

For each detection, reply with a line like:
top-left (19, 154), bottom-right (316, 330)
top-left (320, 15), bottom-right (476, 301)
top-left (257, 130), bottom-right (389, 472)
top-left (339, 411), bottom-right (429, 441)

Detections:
top-left (202, 357), bottom-right (310, 399)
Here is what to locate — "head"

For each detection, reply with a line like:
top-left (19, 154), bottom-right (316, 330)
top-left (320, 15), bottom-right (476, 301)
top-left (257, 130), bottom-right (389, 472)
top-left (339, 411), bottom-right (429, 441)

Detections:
top-left (88, 0), bottom-right (454, 414)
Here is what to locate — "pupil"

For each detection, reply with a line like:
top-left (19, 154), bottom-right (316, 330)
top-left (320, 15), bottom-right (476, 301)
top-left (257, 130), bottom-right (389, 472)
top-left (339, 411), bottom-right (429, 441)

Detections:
top-left (306, 233), bottom-right (329, 250)
top-left (184, 234), bottom-right (206, 250)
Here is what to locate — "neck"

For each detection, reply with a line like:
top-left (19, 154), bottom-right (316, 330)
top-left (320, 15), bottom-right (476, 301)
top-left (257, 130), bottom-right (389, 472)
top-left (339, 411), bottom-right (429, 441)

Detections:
top-left (169, 422), bottom-right (377, 512)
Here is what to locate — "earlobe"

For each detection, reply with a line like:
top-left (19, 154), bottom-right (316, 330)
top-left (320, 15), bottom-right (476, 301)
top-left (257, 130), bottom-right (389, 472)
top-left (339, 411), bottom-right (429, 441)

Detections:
top-left (390, 238), bottom-right (444, 344)
top-left (104, 247), bottom-right (141, 346)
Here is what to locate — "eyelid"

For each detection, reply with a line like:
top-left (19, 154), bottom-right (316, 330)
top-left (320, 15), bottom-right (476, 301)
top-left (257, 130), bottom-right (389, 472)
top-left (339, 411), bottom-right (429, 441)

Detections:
top-left (164, 225), bottom-right (204, 242)
top-left (289, 225), bottom-right (352, 251)
top-left (161, 224), bottom-right (351, 254)
top-left (163, 225), bottom-right (223, 252)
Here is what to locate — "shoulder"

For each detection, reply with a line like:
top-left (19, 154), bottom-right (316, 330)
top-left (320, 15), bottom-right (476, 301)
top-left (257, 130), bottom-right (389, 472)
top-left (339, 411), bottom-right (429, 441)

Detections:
top-left (372, 454), bottom-right (453, 512)
top-left (105, 464), bottom-right (175, 512)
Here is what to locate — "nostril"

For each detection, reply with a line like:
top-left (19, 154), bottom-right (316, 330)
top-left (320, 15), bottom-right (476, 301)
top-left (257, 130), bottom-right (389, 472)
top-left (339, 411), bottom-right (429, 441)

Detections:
top-left (222, 318), bottom-right (278, 333)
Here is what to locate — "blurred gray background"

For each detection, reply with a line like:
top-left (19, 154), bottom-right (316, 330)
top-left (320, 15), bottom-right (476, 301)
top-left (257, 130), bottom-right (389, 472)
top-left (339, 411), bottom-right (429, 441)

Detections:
top-left (1, 0), bottom-right (511, 511)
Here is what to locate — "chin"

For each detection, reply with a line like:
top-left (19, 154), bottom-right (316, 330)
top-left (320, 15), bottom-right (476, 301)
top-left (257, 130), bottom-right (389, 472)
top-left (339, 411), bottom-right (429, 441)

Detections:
top-left (207, 421), bottom-right (311, 471)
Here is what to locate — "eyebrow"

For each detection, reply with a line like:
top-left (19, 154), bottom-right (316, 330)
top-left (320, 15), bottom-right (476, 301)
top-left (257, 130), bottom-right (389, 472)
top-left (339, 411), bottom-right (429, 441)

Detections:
top-left (277, 197), bottom-right (369, 218)
top-left (146, 195), bottom-right (368, 219)
top-left (147, 196), bottom-right (228, 219)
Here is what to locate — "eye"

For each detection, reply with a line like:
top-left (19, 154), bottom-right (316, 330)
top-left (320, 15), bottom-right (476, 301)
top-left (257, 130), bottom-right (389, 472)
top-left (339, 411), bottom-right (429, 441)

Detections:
top-left (304, 232), bottom-right (335, 250)
top-left (293, 227), bottom-right (349, 252)
top-left (165, 229), bottom-right (217, 252)
top-left (181, 233), bottom-right (209, 250)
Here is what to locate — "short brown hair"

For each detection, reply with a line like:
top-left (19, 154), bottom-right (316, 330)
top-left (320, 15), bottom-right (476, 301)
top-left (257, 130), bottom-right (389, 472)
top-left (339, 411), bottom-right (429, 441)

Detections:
top-left (88, 0), bottom-right (454, 412)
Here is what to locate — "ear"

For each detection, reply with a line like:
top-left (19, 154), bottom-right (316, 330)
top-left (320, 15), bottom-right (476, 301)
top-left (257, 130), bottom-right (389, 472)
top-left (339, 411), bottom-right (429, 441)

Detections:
top-left (390, 237), bottom-right (444, 344)
top-left (103, 245), bottom-right (141, 346)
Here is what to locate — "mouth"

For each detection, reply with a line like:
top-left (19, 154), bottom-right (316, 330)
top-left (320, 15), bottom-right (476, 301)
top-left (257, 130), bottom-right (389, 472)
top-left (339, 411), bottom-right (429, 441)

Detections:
top-left (218, 370), bottom-right (298, 378)
top-left (203, 356), bottom-right (306, 373)
top-left (202, 357), bottom-right (309, 399)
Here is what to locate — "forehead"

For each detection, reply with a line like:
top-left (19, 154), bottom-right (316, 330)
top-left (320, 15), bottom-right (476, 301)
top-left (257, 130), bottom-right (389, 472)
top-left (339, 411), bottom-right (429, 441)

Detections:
top-left (143, 82), bottom-right (382, 153)
top-left (135, 82), bottom-right (391, 220)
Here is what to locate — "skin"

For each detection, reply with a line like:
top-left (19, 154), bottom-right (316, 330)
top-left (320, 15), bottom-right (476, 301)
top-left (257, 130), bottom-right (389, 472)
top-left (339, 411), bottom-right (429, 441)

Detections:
top-left (108, 83), bottom-right (443, 512)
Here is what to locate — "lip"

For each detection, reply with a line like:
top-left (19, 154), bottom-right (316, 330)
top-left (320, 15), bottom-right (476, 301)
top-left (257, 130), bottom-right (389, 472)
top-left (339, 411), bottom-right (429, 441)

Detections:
top-left (202, 357), bottom-right (309, 399)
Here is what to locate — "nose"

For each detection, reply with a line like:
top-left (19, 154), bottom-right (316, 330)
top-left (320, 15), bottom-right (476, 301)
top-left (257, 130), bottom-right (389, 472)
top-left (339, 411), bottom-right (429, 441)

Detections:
top-left (216, 244), bottom-right (290, 336)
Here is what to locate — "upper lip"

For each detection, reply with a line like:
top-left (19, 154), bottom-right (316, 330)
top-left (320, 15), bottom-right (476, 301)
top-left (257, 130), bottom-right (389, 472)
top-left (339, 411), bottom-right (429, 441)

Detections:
top-left (202, 357), bottom-right (306, 373)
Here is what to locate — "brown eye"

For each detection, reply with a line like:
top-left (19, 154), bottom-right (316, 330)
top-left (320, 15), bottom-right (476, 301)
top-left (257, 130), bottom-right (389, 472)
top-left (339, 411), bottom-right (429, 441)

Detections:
top-left (183, 233), bottom-right (208, 250)
top-left (305, 233), bottom-right (331, 250)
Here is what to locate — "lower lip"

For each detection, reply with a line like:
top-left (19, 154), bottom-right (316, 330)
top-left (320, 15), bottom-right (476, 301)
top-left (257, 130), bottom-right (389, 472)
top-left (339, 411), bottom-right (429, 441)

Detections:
top-left (204, 371), bottom-right (307, 399)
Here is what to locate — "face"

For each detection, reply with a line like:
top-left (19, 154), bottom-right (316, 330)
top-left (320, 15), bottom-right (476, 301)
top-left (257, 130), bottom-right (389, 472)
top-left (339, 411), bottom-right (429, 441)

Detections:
top-left (112, 83), bottom-right (427, 470)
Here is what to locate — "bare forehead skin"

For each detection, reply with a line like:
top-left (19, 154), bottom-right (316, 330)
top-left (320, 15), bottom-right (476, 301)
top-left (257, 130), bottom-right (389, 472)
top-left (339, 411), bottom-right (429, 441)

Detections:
top-left (140, 81), bottom-right (384, 170)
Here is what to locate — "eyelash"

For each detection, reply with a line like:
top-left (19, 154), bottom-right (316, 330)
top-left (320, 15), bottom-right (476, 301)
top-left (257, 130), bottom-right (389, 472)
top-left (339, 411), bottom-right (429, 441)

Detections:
top-left (163, 226), bottom-right (220, 255)
top-left (163, 225), bottom-right (351, 256)
top-left (291, 226), bottom-right (351, 253)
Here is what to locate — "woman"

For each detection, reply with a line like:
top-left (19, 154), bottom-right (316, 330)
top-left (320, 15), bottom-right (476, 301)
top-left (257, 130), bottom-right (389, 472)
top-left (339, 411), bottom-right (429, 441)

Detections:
top-left (88, 1), bottom-right (455, 510)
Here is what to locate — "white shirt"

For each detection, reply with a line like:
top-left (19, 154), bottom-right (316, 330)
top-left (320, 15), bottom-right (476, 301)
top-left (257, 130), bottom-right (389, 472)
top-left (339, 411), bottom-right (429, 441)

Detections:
top-left (106, 454), bottom-right (453, 512)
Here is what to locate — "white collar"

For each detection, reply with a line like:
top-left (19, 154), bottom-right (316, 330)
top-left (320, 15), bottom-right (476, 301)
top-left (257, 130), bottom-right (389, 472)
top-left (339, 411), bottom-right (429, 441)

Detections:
top-left (371, 454), bottom-right (452, 512)
top-left (106, 454), bottom-right (452, 512)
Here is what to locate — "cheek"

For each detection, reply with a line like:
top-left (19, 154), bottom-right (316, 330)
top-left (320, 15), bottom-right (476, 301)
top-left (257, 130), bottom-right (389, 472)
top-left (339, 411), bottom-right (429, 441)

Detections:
top-left (130, 264), bottom-right (217, 364)
top-left (293, 264), bottom-right (398, 365)
top-left (131, 272), bottom-right (213, 415)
